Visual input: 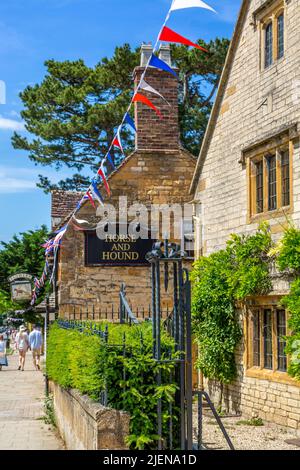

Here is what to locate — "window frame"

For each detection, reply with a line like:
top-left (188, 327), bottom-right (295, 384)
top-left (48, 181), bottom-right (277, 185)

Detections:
top-left (247, 142), bottom-right (293, 222)
top-left (244, 301), bottom-right (299, 386)
top-left (259, 2), bottom-right (285, 70)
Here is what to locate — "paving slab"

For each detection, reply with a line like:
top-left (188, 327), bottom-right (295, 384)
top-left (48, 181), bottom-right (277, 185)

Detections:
top-left (0, 353), bottom-right (63, 450)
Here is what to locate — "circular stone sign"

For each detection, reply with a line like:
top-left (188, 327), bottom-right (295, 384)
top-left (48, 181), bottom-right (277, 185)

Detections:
top-left (8, 273), bottom-right (33, 302)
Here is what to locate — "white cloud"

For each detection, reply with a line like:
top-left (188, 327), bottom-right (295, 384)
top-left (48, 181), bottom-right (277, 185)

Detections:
top-left (0, 167), bottom-right (36, 193)
top-left (0, 166), bottom-right (74, 194)
top-left (0, 116), bottom-right (25, 131)
top-left (0, 176), bottom-right (36, 193)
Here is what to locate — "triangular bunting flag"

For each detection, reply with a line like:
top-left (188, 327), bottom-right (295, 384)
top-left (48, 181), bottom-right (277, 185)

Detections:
top-left (91, 179), bottom-right (105, 204)
top-left (170, 0), bottom-right (216, 13)
top-left (97, 166), bottom-right (111, 196)
top-left (133, 93), bottom-right (162, 118)
top-left (159, 26), bottom-right (208, 52)
top-left (112, 126), bottom-right (124, 153)
top-left (107, 152), bottom-right (116, 170)
top-left (149, 54), bottom-right (178, 78)
top-left (124, 112), bottom-right (136, 132)
top-left (85, 190), bottom-right (96, 209)
top-left (140, 79), bottom-right (170, 106)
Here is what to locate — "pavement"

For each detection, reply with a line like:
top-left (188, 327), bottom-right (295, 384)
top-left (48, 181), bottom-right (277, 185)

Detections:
top-left (0, 352), bottom-right (64, 450)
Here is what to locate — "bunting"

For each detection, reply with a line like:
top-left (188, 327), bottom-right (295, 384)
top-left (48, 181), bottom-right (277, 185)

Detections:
top-left (159, 26), bottom-right (208, 52)
top-left (124, 112), bottom-right (136, 132)
top-left (91, 179), bottom-right (105, 203)
top-left (97, 166), bottom-right (111, 196)
top-left (170, 0), bottom-right (216, 13)
top-left (31, 0), bottom-right (218, 307)
top-left (107, 152), bottom-right (116, 170)
top-left (140, 79), bottom-right (170, 105)
top-left (85, 190), bottom-right (96, 209)
top-left (133, 93), bottom-right (162, 118)
top-left (112, 126), bottom-right (124, 153)
top-left (149, 54), bottom-right (178, 78)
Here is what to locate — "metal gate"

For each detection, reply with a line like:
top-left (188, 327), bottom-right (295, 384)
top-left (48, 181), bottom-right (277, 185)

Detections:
top-left (120, 239), bottom-right (234, 450)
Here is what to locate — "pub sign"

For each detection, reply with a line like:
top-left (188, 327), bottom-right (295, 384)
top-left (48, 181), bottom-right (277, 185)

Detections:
top-left (85, 227), bottom-right (155, 266)
top-left (8, 273), bottom-right (33, 302)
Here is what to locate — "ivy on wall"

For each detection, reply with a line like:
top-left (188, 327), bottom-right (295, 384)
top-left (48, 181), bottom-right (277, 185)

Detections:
top-left (191, 223), bottom-right (273, 384)
top-left (275, 226), bottom-right (300, 381)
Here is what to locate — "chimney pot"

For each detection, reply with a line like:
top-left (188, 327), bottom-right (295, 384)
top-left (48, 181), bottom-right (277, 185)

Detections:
top-left (158, 44), bottom-right (172, 66)
top-left (140, 43), bottom-right (153, 67)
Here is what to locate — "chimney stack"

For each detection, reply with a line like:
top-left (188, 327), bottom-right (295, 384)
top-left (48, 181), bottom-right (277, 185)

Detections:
top-left (134, 44), bottom-right (180, 151)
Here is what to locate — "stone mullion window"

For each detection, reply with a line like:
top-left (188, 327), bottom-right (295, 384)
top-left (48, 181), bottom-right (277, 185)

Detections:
top-left (258, 2), bottom-right (285, 70)
top-left (247, 305), bottom-right (288, 373)
top-left (277, 309), bottom-right (287, 372)
top-left (277, 12), bottom-right (284, 59)
top-left (265, 22), bottom-right (273, 68)
top-left (281, 149), bottom-right (290, 207)
top-left (266, 154), bottom-right (277, 211)
top-left (248, 143), bottom-right (291, 220)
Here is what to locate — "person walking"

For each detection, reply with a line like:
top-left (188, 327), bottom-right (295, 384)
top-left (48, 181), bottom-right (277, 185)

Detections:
top-left (15, 326), bottom-right (30, 371)
top-left (29, 325), bottom-right (43, 371)
top-left (0, 334), bottom-right (8, 371)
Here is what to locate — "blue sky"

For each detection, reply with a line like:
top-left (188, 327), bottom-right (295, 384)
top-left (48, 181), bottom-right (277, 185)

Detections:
top-left (0, 0), bottom-right (241, 243)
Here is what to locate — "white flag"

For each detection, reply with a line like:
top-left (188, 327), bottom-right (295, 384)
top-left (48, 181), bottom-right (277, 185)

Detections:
top-left (170, 0), bottom-right (216, 13)
top-left (140, 79), bottom-right (170, 105)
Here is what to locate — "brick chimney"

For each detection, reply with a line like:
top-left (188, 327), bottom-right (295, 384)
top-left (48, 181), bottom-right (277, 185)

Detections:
top-left (134, 44), bottom-right (180, 151)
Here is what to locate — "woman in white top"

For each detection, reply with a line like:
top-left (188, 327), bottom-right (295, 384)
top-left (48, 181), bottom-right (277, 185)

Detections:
top-left (15, 326), bottom-right (30, 371)
top-left (0, 334), bottom-right (8, 370)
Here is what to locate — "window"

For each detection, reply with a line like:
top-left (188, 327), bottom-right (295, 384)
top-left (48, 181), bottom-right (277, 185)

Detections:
top-left (259, 3), bottom-right (285, 70)
top-left (267, 155), bottom-right (277, 211)
top-left (281, 150), bottom-right (290, 207)
top-left (255, 161), bottom-right (264, 214)
top-left (248, 145), bottom-right (291, 219)
top-left (277, 13), bottom-right (284, 59)
top-left (265, 22), bottom-right (273, 68)
top-left (253, 311), bottom-right (261, 367)
top-left (248, 306), bottom-right (287, 373)
top-left (263, 309), bottom-right (273, 369)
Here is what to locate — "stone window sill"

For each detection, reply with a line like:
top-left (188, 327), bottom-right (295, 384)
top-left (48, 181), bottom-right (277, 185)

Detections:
top-left (246, 367), bottom-right (300, 387)
top-left (248, 205), bottom-right (292, 224)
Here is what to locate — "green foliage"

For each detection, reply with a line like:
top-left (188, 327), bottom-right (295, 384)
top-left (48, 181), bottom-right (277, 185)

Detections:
top-left (47, 322), bottom-right (178, 449)
top-left (13, 40), bottom-right (229, 192)
top-left (276, 226), bottom-right (300, 272)
top-left (191, 224), bottom-right (272, 384)
top-left (275, 226), bottom-right (300, 381)
top-left (0, 289), bottom-right (18, 315)
top-left (237, 417), bottom-right (264, 426)
top-left (0, 225), bottom-right (49, 293)
top-left (43, 395), bottom-right (56, 427)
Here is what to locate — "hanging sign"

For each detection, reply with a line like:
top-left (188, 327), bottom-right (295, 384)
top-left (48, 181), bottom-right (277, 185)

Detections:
top-left (8, 273), bottom-right (33, 302)
top-left (85, 226), bottom-right (155, 266)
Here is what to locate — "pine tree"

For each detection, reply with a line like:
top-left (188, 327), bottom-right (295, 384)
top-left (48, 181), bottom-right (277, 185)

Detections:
top-left (12, 40), bottom-right (229, 192)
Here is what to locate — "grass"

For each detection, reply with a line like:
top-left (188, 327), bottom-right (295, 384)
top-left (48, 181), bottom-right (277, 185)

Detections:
top-left (38, 395), bottom-right (56, 427)
top-left (236, 417), bottom-right (264, 427)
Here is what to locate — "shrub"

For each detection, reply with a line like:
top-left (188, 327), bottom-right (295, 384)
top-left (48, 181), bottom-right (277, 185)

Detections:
top-left (47, 322), bottom-right (178, 449)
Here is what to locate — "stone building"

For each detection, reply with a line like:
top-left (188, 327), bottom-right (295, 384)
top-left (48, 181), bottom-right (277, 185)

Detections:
top-left (51, 45), bottom-right (196, 319)
top-left (191, 0), bottom-right (300, 431)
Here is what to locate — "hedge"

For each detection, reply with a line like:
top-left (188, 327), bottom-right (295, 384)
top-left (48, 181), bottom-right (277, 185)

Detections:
top-left (47, 321), bottom-right (179, 449)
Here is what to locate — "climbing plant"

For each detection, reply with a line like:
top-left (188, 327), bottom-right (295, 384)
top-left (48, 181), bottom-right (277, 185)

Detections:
top-left (275, 226), bottom-right (300, 381)
top-left (191, 223), bottom-right (273, 384)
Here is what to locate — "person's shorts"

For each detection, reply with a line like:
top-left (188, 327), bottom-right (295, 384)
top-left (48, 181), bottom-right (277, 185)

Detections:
top-left (32, 348), bottom-right (41, 358)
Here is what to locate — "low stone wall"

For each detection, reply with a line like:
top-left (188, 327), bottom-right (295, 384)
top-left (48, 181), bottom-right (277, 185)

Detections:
top-left (50, 381), bottom-right (130, 450)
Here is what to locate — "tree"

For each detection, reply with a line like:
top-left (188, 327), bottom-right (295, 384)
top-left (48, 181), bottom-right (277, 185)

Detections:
top-left (0, 226), bottom-right (49, 293)
top-left (0, 289), bottom-right (18, 316)
top-left (12, 39), bottom-right (229, 192)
